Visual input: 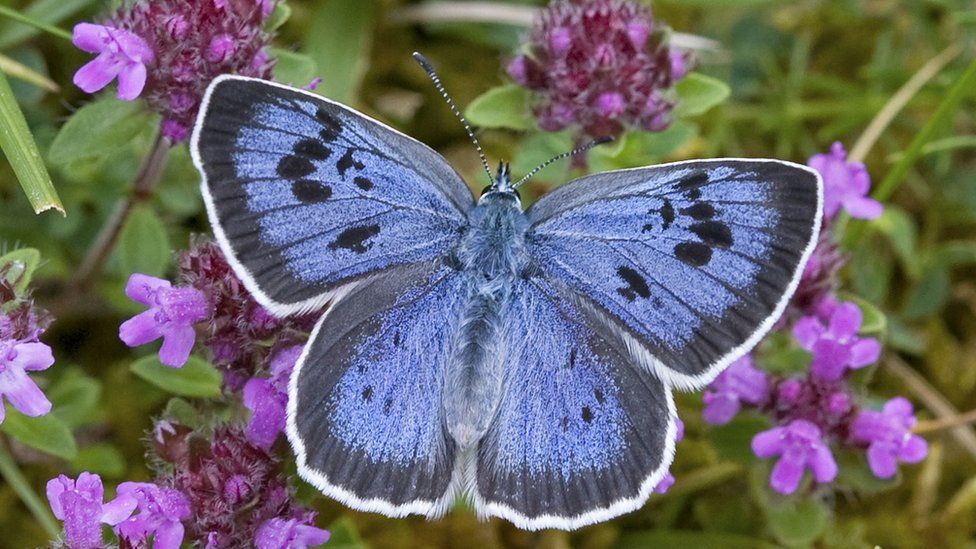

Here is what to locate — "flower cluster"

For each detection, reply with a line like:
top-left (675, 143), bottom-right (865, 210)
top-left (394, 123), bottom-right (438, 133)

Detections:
top-left (700, 142), bottom-right (927, 494)
top-left (72, 0), bottom-right (276, 141)
top-left (508, 0), bottom-right (688, 140)
top-left (0, 262), bottom-right (54, 426)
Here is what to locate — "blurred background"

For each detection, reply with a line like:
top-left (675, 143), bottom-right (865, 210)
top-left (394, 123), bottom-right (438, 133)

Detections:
top-left (0, 0), bottom-right (975, 547)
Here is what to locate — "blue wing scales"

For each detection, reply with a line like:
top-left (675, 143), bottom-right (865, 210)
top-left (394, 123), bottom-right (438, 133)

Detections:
top-left (287, 261), bottom-right (465, 516)
top-left (190, 76), bottom-right (473, 316)
top-left (526, 160), bottom-right (822, 389)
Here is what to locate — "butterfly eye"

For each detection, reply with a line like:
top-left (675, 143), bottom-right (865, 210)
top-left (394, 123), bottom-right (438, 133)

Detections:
top-left (480, 186), bottom-right (493, 197)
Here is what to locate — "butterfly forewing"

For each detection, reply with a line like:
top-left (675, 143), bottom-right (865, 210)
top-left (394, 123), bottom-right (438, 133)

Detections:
top-left (287, 261), bottom-right (464, 517)
top-left (525, 160), bottom-right (822, 390)
top-left (190, 76), bottom-right (473, 316)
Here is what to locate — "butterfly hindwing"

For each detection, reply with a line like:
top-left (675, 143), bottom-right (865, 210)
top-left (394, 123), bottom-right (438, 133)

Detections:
top-left (474, 276), bottom-right (676, 530)
top-left (191, 76), bottom-right (472, 316)
top-left (526, 159), bottom-right (822, 390)
top-left (287, 261), bottom-right (465, 516)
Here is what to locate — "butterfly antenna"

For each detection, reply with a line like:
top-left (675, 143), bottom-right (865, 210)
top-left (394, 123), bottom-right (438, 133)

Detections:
top-left (412, 52), bottom-right (493, 185)
top-left (512, 136), bottom-right (614, 189)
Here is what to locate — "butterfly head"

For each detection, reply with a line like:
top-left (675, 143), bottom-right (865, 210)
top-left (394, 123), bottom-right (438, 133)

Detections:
top-left (479, 161), bottom-right (521, 204)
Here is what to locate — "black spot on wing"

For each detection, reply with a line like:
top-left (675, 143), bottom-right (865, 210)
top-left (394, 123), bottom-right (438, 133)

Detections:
top-left (337, 149), bottom-right (365, 177)
top-left (616, 266), bottom-right (651, 301)
top-left (690, 221), bottom-right (733, 248)
top-left (568, 348), bottom-right (577, 368)
top-left (642, 223), bottom-right (653, 233)
top-left (361, 386), bottom-right (373, 402)
top-left (328, 224), bottom-right (380, 254)
top-left (674, 241), bottom-right (712, 266)
top-left (277, 155), bottom-right (314, 179)
top-left (660, 199), bottom-right (675, 230)
top-left (316, 108), bottom-right (341, 142)
top-left (594, 388), bottom-right (605, 404)
top-left (680, 202), bottom-right (715, 220)
top-left (581, 406), bottom-right (594, 423)
top-left (292, 180), bottom-right (331, 203)
top-left (383, 398), bottom-right (393, 414)
top-left (354, 176), bottom-right (374, 190)
top-left (293, 138), bottom-right (331, 160)
top-left (678, 171), bottom-right (707, 200)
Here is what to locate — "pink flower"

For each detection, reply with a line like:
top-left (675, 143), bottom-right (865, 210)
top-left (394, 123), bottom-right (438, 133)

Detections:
top-left (752, 419), bottom-right (837, 495)
top-left (793, 300), bottom-right (881, 381)
top-left (243, 346), bottom-right (303, 449)
top-left (653, 418), bottom-right (684, 494)
top-left (114, 482), bottom-right (191, 549)
top-left (0, 338), bottom-right (54, 424)
top-left (119, 274), bottom-right (209, 367)
top-left (850, 397), bottom-right (928, 478)
top-left (808, 142), bottom-right (883, 221)
top-left (47, 472), bottom-right (138, 549)
top-left (72, 23), bottom-right (153, 100)
top-left (255, 518), bottom-right (330, 549)
top-left (701, 355), bottom-right (769, 425)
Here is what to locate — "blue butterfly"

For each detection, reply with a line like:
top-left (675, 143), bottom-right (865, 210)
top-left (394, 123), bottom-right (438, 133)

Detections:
top-left (189, 56), bottom-right (822, 530)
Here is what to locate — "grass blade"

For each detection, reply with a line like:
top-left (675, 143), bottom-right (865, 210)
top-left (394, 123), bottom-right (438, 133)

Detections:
top-left (0, 70), bottom-right (64, 215)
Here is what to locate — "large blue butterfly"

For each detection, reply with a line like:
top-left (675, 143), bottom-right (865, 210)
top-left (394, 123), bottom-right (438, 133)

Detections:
top-left (190, 74), bottom-right (822, 530)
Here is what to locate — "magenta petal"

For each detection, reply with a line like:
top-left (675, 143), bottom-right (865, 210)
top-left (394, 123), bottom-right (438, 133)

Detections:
top-left (702, 394), bottom-right (739, 425)
top-left (769, 454), bottom-right (804, 494)
top-left (125, 273), bottom-right (170, 304)
top-left (158, 325), bottom-right (196, 367)
top-left (751, 427), bottom-right (785, 458)
top-left (73, 55), bottom-right (120, 94)
top-left (75, 472), bottom-right (103, 501)
top-left (46, 475), bottom-right (71, 519)
top-left (829, 302), bottom-right (862, 338)
top-left (11, 342), bottom-right (54, 371)
top-left (72, 23), bottom-right (108, 53)
top-left (154, 521), bottom-right (185, 549)
top-left (119, 310), bottom-right (162, 347)
top-left (808, 444), bottom-right (838, 483)
top-left (0, 367), bottom-right (52, 416)
top-left (849, 338), bottom-right (881, 367)
top-left (899, 435), bottom-right (928, 463)
top-left (791, 317), bottom-right (822, 350)
top-left (810, 339), bottom-right (848, 381)
top-left (116, 62), bottom-right (146, 100)
top-left (100, 494), bottom-right (138, 525)
top-left (883, 397), bottom-right (914, 418)
top-left (867, 443), bottom-right (897, 478)
top-left (845, 196), bottom-right (883, 219)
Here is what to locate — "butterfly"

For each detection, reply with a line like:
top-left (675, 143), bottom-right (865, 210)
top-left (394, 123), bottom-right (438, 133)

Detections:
top-left (189, 55), bottom-right (822, 531)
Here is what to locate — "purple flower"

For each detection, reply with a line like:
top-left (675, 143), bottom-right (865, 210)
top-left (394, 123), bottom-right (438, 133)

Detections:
top-left (243, 345), bottom-right (303, 449)
top-left (654, 417), bottom-right (684, 494)
top-left (0, 338), bottom-right (54, 424)
top-left (508, 0), bottom-right (685, 140)
top-left (850, 397), bottom-right (928, 478)
top-left (255, 518), bottom-right (330, 549)
top-left (701, 355), bottom-right (769, 425)
top-left (72, 23), bottom-right (154, 100)
top-left (808, 142), bottom-right (883, 221)
top-left (114, 482), bottom-right (191, 549)
top-left (793, 300), bottom-right (881, 381)
top-left (119, 273), bottom-right (210, 367)
top-left (751, 419), bottom-right (838, 495)
top-left (46, 472), bottom-right (137, 549)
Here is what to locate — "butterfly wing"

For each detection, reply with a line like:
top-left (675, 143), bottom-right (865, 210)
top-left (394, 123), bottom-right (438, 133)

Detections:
top-left (525, 159), bottom-right (822, 389)
top-left (190, 76), bottom-right (473, 316)
top-left (473, 276), bottom-right (677, 530)
top-left (287, 260), bottom-right (465, 517)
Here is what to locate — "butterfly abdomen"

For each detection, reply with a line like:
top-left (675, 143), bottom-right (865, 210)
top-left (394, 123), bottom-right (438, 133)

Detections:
top-left (443, 193), bottom-right (531, 447)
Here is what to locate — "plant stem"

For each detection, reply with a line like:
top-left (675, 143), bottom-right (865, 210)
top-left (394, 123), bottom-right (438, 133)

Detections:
top-left (0, 5), bottom-right (71, 42)
top-left (915, 408), bottom-right (976, 434)
top-left (848, 45), bottom-right (959, 164)
top-left (0, 437), bottom-right (60, 539)
top-left (74, 129), bottom-right (170, 290)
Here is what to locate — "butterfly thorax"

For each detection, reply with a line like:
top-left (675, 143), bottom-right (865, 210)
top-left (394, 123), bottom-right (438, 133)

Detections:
top-left (444, 191), bottom-right (531, 448)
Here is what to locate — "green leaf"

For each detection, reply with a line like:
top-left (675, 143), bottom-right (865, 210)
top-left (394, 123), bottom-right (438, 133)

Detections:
top-left (511, 131), bottom-right (574, 187)
top-left (617, 530), bottom-right (778, 549)
top-left (764, 498), bottom-right (831, 546)
top-left (706, 414), bottom-right (771, 466)
top-left (303, 0), bottom-right (375, 103)
top-left (264, 1), bottom-right (291, 32)
top-left (674, 72), bottom-right (731, 118)
top-left (1, 407), bottom-right (77, 460)
top-left (0, 70), bottom-right (63, 214)
top-left (0, 0), bottom-right (90, 48)
top-left (48, 96), bottom-right (152, 166)
top-left (464, 85), bottom-right (534, 131)
top-left (270, 48), bottom-right (317, 87)
top-left (130, 355), bottom-right (222, 398)
top-left (70, 443), bottom-right (126, 478)
top-left (839, 293), bottom-right (887, 335)
top-left (326, 517), bottom-right (367, 549)
top-left (48, 369), bottom-right (102, 429)
top-left (0, 247), bottom-right (41, 295)
top-left (162, 397), bottom-right (205, 430)
top-left (0, 4), bottom-right (72, 43)
top-left (900, 266), bottom-right (950, 320)
top-left (834, 449), bottom-right (900, 494)
top-left (873, 207), bottom-right (918, 277)
top-left (117, 205), bottom-right (171, 278)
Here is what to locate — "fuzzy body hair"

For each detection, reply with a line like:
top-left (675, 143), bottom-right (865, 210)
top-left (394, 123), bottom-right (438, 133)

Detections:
top-left (443, 192), bottom-right (530, 448)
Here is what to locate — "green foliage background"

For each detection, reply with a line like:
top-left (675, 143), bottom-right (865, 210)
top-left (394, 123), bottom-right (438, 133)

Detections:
top-left (0, 0), bottom-right (975, 547)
